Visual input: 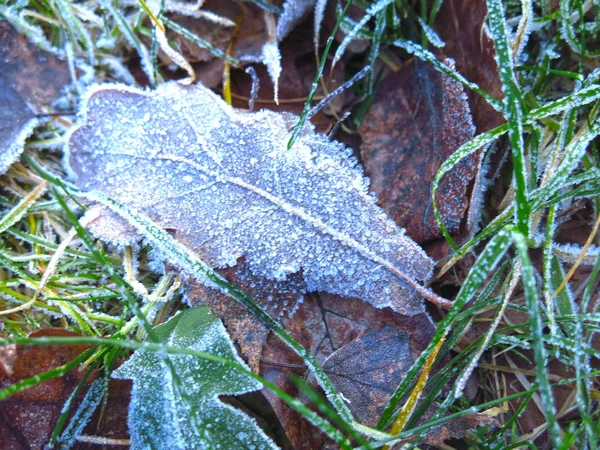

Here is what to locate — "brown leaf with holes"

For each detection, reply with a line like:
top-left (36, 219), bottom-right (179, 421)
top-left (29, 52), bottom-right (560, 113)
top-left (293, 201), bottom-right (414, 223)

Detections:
top-left (0, 22), bottom-right (70, 175)
top-left (359, 59), bottom-right (476, 244)
top-left (321, 326), bottom-right (414, 427)
top-left (188, 285), bottom-right (436, 449)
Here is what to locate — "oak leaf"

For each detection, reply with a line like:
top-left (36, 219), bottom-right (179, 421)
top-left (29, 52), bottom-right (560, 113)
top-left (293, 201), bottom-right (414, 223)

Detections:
top-left (66, 81), bottom-right (433, 316)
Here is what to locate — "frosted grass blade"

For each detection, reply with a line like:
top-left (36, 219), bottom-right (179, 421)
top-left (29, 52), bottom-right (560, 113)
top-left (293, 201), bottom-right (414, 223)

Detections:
top-left (486, 0), bottom-right (529, 236)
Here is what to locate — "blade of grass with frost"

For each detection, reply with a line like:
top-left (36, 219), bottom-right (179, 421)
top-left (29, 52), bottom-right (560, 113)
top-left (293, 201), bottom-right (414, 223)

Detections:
top-left (288, 0), bottom-right (354, 149)
top-left (332, 0), bottom-right (393, 68)
top-left (308, 66), bottom-right (371, 118)
top-left (526, 84), bottom-right (600, 121)
top-left (369, 376), bottom-right (582, 448)
top-left (449, 261), bottom-right (520, 401)
top-left (54, 0), bottom-right (95, 64)
top-left (417, 16), bottom-right (445, 48)
top-left (408, 265), bottom-right (509, 419)
top-left (543, 205), bottom-right (559, 336)
top-left (577, 253), bottom-right (600, 448)
top-left (531, 119), bottom-right (600, 208)
top-left (0, 334), bottom-right (354, 448)
top-left (99, 0), bottom-right (155, 85)
top-left (392, 38), bottom-right (503, 112)
top-left (313, 0), bottom-right (328, 51)
top-left (290, 374), bottom-right (370, 447)
top-left (0, 182), bottom-right (47, 234)
top-left (513, 230), bottom-right (561, 447)
top-left (432, 124), bottom-right (509, 249)
top-left (0, 6), bottom-right (59, 54)
top-left (531, 168), bottom-right (600, 209)
top-left (26, 154), bottom-right (356, 424)
top-left (377, 227), bottom-right (514, 430)
top-left (247, 0), bottom-right (283, 14)
top-left (55, 375), bottom-right (108, 449)
top-left (367, 12), bottom-right (386, 95)
top-left (486, 0), bottom-right (529, 236)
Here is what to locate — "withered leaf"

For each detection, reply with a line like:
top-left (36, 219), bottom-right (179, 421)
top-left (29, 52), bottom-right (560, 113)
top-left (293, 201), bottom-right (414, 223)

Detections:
top-left (0, 22), bottom-right (70, 174)
top-left (253, 292), bottom-right (435, 448)
top-left (0, 329), bottom-right (90, 449)
top-left (321, 326), bottom-right (414, 427)
top-left (359, 59), bottom-right (476, 244)
top-left (66, 81), bottom-right (433, 316)
top-left (434, 0), bottom-right (504, 134)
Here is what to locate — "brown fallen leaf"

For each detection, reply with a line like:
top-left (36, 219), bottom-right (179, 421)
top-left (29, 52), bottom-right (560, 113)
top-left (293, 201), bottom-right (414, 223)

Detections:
top-left (434, 0), bottom-right (505, 239)
top-left (188, 282), bottom-right (436, 448)
top-left (256, 293), bottom-right (435, 448)
top-left (434, 0), bottom-right (505, 134)
top-left (0, 329), bottom-right (89, 449)
top-left (359, 58), bottom-right (476, 244)
top-left (321, 326), bottom-right (414, 427)
top-left (0, 22), bottom-right (70, 175)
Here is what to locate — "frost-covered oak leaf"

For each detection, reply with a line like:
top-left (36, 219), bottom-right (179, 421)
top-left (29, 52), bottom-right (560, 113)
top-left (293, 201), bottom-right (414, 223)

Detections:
top-left (66, 81), bottom-right (433, 315)
top-left (112, 306), bottom-right (278, 449)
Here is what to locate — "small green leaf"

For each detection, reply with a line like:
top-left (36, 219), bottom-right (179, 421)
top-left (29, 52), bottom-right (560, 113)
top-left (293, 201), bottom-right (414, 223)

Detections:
top-left (112, 306), bottom-right (278, 450)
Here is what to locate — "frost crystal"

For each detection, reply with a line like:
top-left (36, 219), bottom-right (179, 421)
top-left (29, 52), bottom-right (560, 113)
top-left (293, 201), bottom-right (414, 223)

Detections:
top-left (112, 306), bottom-right (277, 450)
top-left (67, 81), bottom-right (433, 315)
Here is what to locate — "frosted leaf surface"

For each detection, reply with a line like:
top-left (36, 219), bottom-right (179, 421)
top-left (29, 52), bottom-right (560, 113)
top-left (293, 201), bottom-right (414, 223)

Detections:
top-left (67, 81), bottom-right (433, 315)
top-left (112, 306), bottom-right (278, 450)
top-left (276, 0), bottom-right (317, 41)
top-left (0, 21), bottom-right (70, 174)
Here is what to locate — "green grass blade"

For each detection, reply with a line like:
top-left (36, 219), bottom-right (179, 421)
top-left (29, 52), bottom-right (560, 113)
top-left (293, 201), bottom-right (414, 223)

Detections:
top-left (486, 0), bottom-right (529, 236)
top-left (377, 227), bottom-right (514, 430)
top-left (513, 230), bottom-right (561, 447)
top-left (392, 38), bottom-right (503, 112)
top-left (287, 0), bottom-right (354, 150)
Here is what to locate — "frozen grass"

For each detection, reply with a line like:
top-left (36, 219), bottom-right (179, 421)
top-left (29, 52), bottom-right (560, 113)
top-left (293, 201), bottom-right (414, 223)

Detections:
top-left (1, 0), bottom-right (600, 448)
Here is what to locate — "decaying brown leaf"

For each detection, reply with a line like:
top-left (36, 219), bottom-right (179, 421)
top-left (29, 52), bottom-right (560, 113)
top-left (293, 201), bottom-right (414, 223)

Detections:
top-left (0, 22), bottom-right (70, 175)
top-left (359, 59), bottom-right (476, 244)
top-left (434, 0), bottom-right (504, 134)
top-left (252, 293), bottom-right (434, 448)
top-left (0, 328), bottom-right (131, 449)
top-left (0, 329), bottom-right (89, 448)
top-left (321, 326), bottom-right (414, 427)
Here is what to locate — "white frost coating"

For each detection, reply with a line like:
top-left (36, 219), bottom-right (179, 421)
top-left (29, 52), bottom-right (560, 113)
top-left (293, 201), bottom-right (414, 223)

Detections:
top-left (313, 0), bottom-right (328, 50)
top-left (260, 41), bottom-right (282, 104)
top-left (66, 81), bottom-right (434, 315)
top-left (112, 307), bottom-right (278, 450)
top-left (553, 242), bottom-right (600, 265)
top-left (417, 17), bottom-right (445, 48)
top-left (276, 0), bottom-right (317, 41)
